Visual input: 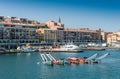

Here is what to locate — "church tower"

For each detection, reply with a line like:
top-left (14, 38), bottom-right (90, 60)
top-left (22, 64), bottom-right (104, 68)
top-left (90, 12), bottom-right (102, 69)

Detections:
top-left (58, 17), bottom-right (61, 23)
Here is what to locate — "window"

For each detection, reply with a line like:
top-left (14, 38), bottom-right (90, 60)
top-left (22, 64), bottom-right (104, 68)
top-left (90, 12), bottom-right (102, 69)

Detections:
top-left (0, 24), bottom-right (4, 27)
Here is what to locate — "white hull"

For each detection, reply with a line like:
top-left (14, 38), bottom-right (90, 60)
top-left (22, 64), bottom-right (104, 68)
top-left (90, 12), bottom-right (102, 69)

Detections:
top-left (17, 46), bottom-right (35, 53)
top-left (39, 42), bottom-right (83, 52)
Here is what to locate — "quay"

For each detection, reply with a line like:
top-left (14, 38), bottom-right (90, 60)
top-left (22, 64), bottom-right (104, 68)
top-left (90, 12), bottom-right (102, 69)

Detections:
top-left (1, 46), bottom-right (120, 54)
top-left (2, 44), bottom-right (120, 54)
top-left (82, 47), bottom-right (106, 51)
top-left (0, 49), bottom-right (19, 54)
top-left (40, 49), bottom-right (84, 52)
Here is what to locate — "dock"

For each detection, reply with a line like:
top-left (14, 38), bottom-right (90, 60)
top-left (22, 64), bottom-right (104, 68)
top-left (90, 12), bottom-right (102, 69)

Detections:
top-left (40, 49), bottom-right (83, 52)
top-left (82, 47), bottom-right (105, 51)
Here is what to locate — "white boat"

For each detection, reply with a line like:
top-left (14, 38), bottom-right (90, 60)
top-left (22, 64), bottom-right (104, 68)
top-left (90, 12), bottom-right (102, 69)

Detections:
top-left (17, 44), bottom-right (35, 53)
top-left (39, 42), bottom-right (83, 52)
top-left (51, 42), bottom-right (83, 52)
top-left (21, 46), bottom-right (35, 53)
top-left (60, 42), bottom-right (80, 50)
top-left (0, 47), bottom-right (5, 54)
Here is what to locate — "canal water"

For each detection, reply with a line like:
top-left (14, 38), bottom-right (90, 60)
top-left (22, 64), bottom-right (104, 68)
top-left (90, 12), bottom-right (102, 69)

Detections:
top-left (0, 49), bottom-right (120, 79)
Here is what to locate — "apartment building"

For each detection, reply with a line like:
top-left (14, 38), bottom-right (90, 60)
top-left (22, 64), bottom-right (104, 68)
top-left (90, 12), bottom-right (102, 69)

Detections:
top-left (63, 28), bottom-right (103, 44)
top-left (0, 16), bottom-right (106, 48)
top-left (107, 32), bottom-right (120, 44)
top-left (0, 16), bottom-right (43, 49)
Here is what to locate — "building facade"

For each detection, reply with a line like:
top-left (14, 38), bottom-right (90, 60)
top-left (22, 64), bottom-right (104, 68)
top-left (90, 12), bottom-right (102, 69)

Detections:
top-left (107, 32), bottom-right (120, 45)
top-left (37, 28), bottom-right (104, 44)
top-left (36, 28), bottom-right (64, 44)
top-left (46, 19), bottom-right (64, 30)
top-left (44, 29), bottom-right (63, 43)
top-left (63, 28), bottom-right (103, 44)
top-left (0, 16), bottom-right (43, 49)
top-left (36, 19), bottom-right (64, 44)
top-left (0, 16), bottom-right (106, 49)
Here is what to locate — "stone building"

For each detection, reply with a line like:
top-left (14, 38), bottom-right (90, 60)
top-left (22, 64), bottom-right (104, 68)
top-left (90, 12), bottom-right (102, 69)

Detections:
top-left (63, 28), bottom-right (103, 44)
top-left (107, 31), bottom-right (120, 44)
top-left (0, 16), bottom-right (42, 49)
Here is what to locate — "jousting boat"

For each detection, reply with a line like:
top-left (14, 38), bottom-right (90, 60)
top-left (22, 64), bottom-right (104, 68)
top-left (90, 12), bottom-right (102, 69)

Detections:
top-left (39, 53), bottom-right (110, 65)
top-left (67, 53), bottom-right (110, 64)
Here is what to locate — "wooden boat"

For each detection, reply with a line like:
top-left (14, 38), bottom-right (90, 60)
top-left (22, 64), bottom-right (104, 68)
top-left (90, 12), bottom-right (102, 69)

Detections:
top-left (39, 53), bottom-right (110, 65)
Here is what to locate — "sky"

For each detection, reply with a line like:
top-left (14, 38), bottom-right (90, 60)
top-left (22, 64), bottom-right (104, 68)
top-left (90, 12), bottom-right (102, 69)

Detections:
top-left (0, 0), bottom-right (120, 32)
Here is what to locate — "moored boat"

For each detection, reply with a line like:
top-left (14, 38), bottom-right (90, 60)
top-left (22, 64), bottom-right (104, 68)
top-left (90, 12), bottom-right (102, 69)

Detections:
top-left (0, 47), bottom-right (6, 54)
top-left (17, 44), bottom-right (36, 53)
top-left (40, 42), bottom-right (83, 52)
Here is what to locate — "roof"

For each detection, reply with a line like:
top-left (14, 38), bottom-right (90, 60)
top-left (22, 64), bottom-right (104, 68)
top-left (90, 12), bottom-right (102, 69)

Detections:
top-left (64, 29), bottom-right (98, 33)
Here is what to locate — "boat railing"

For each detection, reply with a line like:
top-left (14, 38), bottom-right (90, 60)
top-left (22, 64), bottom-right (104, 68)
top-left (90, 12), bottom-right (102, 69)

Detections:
top-left (40, 53), bottom-right (56, 63)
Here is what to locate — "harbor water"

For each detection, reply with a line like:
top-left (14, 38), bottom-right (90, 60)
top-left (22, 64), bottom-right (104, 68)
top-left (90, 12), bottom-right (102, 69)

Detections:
top-left (0, 49), bottom-right (120, 79)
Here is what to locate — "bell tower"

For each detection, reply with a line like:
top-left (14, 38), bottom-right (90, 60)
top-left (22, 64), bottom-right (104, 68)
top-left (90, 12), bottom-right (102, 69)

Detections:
top-left (58, 17), bottom-right (61, 23)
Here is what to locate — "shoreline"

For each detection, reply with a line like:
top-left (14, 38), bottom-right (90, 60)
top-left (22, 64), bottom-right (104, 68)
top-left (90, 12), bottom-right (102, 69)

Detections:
top-left (0, 46), bottom-right (120, 54)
